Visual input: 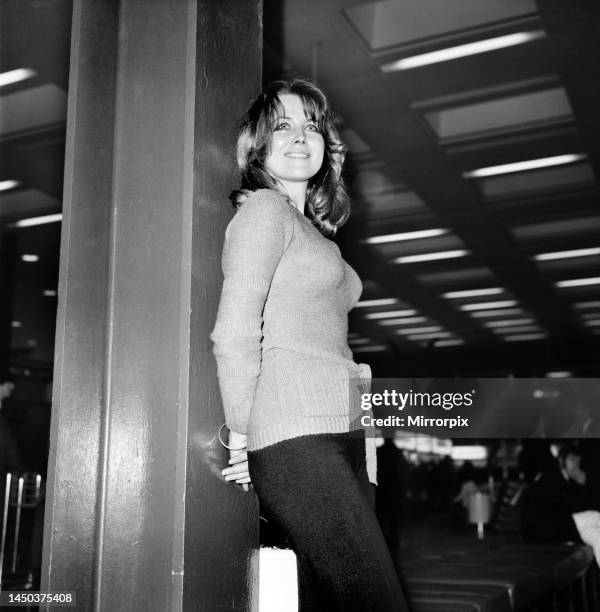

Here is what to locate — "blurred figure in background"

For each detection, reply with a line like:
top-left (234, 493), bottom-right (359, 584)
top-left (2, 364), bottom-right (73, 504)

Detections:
top-left (522, 443), bottom-right (600, 565)
top-left (376, 438), bottom-right (407, 559)
top-left (0, 379), bottom-right (22, 478)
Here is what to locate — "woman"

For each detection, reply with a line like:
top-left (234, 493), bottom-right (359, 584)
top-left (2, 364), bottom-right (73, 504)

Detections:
top-left (211, 78), bottom-right (409, 611)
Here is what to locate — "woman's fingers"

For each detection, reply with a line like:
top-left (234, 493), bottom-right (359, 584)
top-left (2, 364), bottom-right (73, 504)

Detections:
top-left (228, 451), bottom-right (248, 464)
top-left (223, 462), bottom-right (249, 478)
top-left (221, 429), bottom-right (251, 490)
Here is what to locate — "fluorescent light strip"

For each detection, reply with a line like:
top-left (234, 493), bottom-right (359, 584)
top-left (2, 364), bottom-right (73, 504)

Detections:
top-left (364, 309), bottom-right (417, 320)
top-left (555, 277), bottom-right (600, 288)
top-left (393, 249), bottom-right (469, 264)
top-left (483, 318), bottom-right (535, 328)
top-left (380, 30), bottom-right (545, 72)
top-left (348, 338), bottom-right (372, 346)
top-left (583, 320), bottom-right (600, 327)
top-left (434, 339), bottom-right (465, 347)
top-left (0, 68), bottom-right (36, 88)
top-left (378, 317), bottom-right (428, 326)
top-left (503, 333), bottom-right (548, 342)
top-left (43, 290), bottom-right (57, 297)
top-left (355, 298), bottom-right (398, 308)
top-left (395, 326), bottom-right (443, 335)
top-left (459, 300), bottom-right (517, 311)
top-left (406, 332), bottom-right (453, 341)
top-left (13, 213), bottom-right (63, 228)
top-left (442, 287), bottom-right (504, 299)
top-left (574, 301), bottom-right (600, 309)
top-left (533, 247), bottom-right (600, 261)
top-left (362, 228), bottom-right (449, 244)
top-left (463, 153), bottom-right (586, 179)
top-left (546, 371), bottom-right (572, 378)
top-left (581, 313), bottom-right (600, 320)
top-left (21, 254), bottom-right (39, 263)
top-left (470, 308), bottom-right (525, 318)
top-left (0, 180), bottom-right (20, 192)
top-left (492, 325), bottom-right (542, 334)
top-left (352, 345), bottom-right (388, 352)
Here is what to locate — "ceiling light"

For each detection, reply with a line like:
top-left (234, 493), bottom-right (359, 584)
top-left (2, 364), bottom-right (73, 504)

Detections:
top-left (574, 301), bottom-right (600, 309)
top-left (12, 213), bottom-right (63, 228)
top-left (395, 326), bottom-right (443, 335)
top-left (434, 339), bottom-right (465, 347)
top-left (533, 247), bottom-right (600, 261)
top-left (11, 321), bottom-right (22, 328)
top-left (442, 287), bottom-right (504, 299)
top-left (0, 68), bottom-right (36, 88)
top-left (492, 325), bottom-right (542, 334)
top-left (545, 371), bottom-right (572, 378)
top-left (483, 318), bottom-right (535, 328)
top-left (406, 332), bottom-right (453, 341)
top-left (555, 277), bottom-right (600, 288)
top-left (393, 249), bottom-right (469, 264)
top-left (463, 153), bottom-right (586, 178)
top-left (378, 316), bottom-right (428, 326)
top-left (348, 338), bottom-right (372, 345)
top-left (459, 300), bottom-right (518, 311)
top-left (365, 309), bottom-right (417, 320)
top-left (21, 254), bottom-right (39, 263)
top-left (362, 228), bottom-right (449, 244)
top-left (380, 31), bottom-right (545, 72)
top-left (43, 290), bottom-right (57, 297)
top-left (469, 308), bottom-right (525, 318)
top-left (352, 345), bottom-right (388, 352)
top-left (503, 333), bottom-right (548, 342)
top-left (583, 320), bottom-right (600, 327)
top-left (451, 445), bottom-right (488, 461)
top-left (0, 180), bottom-right (21, 192)
top-left (355, 298), bottom-right (398, 308)
top-left (581, 313), bottom-right (600, 320)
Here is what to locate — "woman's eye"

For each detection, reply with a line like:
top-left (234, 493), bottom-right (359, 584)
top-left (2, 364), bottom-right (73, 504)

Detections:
top-left (306, 123), bottom-right (319, 132)
top-left (275, 121), bottom-right (290, 130)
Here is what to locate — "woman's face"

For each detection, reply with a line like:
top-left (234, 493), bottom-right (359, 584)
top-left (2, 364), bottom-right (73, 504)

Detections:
top-left (264, 93), bottom-right (325, 190)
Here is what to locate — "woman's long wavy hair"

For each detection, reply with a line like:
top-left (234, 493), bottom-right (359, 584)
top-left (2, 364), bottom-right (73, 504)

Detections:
top-left (230, 77), bottom-right (350, 237)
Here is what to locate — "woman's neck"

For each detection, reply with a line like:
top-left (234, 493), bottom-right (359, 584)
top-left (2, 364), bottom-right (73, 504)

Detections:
top-left (280, 181), bottom-right (307, 214)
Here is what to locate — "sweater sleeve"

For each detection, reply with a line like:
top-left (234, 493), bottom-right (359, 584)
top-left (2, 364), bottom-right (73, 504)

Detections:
top-left (210, 191), bottom-right (294, 434)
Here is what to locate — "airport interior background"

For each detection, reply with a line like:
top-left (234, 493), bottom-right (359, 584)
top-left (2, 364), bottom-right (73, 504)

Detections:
top-left (1, 0), bottom-right (599, 609)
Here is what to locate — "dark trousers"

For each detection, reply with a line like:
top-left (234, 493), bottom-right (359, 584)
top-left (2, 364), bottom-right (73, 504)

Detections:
top-left (248, 433), bottom-right (411, 611)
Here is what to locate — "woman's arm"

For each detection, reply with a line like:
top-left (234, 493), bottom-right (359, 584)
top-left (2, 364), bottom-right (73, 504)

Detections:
top-left (210, 191), bottom-right (293, 435)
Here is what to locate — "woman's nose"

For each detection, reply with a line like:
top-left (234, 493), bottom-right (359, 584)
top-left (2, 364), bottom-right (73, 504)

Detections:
top-left (292, 128), bottom-right (306, 143)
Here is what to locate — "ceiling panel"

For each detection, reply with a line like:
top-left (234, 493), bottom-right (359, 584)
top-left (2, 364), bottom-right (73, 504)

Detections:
top-left (0, 188), bottom-right (59, 220)
top-left (344, 0), bottom-right (538, 52)
top-left (478, 162), bottom-right (595, 199)
top-left (0, 83), bottom-right (66, 136)
top-left (422, 86), bottom-right (572, 142)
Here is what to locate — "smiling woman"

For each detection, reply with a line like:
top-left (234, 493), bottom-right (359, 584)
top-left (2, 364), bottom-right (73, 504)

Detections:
top-left (211, 78), bottom-right (410, 610)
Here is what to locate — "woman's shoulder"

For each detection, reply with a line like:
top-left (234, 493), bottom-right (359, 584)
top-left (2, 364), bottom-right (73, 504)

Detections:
top-left (232, 188), bottom-right (296, 226)
top-left (242, 188), bottom-right (293, 212)
top-left (226, 189), bottom-right (296, 243)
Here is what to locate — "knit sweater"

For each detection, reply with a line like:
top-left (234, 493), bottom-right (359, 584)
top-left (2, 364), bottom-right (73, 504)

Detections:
top-left (210, 189), bottom-right (377, 483)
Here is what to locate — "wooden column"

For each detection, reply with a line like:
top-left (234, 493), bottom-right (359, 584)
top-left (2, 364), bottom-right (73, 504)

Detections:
top-left (42, 1), bottom-right (261, 610)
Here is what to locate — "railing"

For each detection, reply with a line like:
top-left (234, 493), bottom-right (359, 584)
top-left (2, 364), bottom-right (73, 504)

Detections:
top-left (0, 472), bottom-right (44, 591)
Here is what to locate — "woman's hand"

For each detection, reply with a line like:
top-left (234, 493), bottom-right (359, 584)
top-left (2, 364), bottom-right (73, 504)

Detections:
top-left (221, 430), bottom-right (251, 491)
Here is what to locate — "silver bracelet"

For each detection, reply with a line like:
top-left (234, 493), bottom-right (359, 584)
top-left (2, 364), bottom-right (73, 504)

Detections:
top-left (217, 422), bottom-right (247, 451)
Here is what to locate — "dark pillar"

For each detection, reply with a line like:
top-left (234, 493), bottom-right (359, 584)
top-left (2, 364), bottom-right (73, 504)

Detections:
top-left (42, 1), bottom-right (261, 610)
